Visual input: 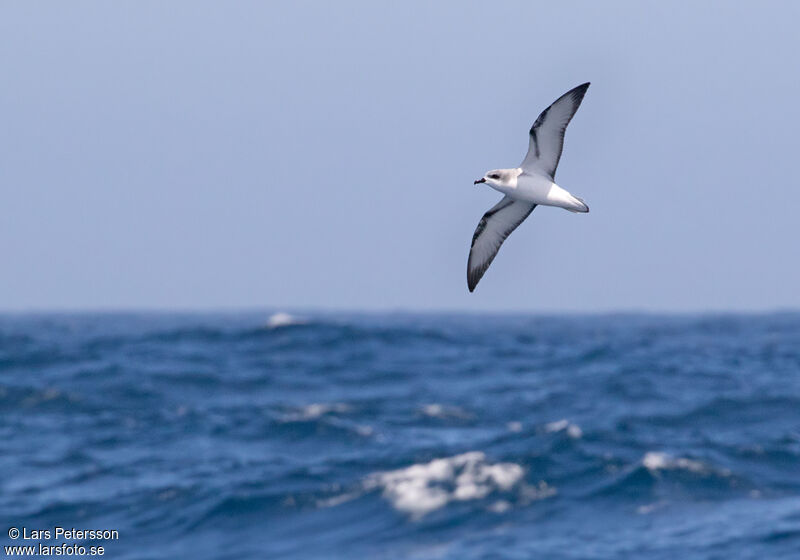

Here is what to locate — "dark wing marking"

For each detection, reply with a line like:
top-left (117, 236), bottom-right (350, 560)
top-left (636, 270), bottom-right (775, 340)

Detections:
top-left (520, 82), bottom-right (590, 179)
top-left (467, 196), bottom-right (537, 292)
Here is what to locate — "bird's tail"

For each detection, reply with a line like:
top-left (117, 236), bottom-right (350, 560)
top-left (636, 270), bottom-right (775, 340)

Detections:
top-left (566, 195), bottom-right (589, 213)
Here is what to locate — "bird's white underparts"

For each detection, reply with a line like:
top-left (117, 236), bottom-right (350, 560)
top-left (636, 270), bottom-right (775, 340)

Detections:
top-left (467, 82), bottom-right (591, 292)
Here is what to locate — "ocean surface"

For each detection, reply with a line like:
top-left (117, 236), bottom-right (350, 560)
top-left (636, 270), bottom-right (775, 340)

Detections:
top-left (1, 312), bottom-right (799, 559)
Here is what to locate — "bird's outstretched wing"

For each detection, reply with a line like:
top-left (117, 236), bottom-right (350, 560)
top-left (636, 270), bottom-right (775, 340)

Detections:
top-left (520, 82), bottom-right (589, 179)
top-left (467, 196), bottom-right (536, 292)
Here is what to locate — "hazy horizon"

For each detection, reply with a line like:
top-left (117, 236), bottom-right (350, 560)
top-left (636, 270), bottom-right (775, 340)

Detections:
top-left (4, 304), bottom-right (800, 316)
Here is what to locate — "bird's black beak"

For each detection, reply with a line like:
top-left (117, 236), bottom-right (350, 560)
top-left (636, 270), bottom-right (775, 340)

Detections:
top-left (474, 178), bottom-right (486, 185)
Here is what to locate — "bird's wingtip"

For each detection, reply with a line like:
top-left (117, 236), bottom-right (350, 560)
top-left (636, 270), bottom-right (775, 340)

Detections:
top-left (566, 82), bottom-right (590, 104)
top-left (570, 82), bottom-right (590, 98)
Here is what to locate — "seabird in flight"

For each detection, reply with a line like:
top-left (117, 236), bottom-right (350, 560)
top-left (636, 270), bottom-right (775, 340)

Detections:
top-left (467, 82), bottom-right (591, 292)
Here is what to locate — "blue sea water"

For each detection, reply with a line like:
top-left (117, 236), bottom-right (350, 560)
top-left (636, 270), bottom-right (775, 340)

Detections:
top-left (1, 312), bottom-right (799, 559)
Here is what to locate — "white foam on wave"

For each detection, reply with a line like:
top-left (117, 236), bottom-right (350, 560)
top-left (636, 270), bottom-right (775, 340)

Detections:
top-left (506, 421), bottom-right (523, 433)
top-left (544, 419), bottom-right (583, 439)
top-left (281, 402), bottom-right (376, 438)
top-left (286, 402), bottom-right (351, 421)
top-left (266, 312), bottom-right (306, 329)
top-left (642, 451), bottom-right (708, 474)
top-left (488, 500), bottom-right (512, 513)
top-left (316, 452), bottom-right (555, 517)
top-left (316, 489), bottom-right (364, 509)
top-left (419, 403), bottom-right (470, 420)
top-left (636, 501), bottom-right (667, 515)
top-left (365, 452), bottom-right (533, 517)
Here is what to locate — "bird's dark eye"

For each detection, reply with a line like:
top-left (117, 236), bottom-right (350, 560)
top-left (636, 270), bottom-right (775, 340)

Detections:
top-left (489, 174), bottom-right (500, 179)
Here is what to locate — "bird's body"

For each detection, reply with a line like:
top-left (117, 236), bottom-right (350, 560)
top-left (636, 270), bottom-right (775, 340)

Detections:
top-left (482, 167), bottom-right (588, 212)
top-left (467, 82), bottom-right (591, 292)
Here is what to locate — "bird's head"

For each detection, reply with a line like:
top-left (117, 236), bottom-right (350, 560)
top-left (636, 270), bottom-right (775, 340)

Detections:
top-left (474, 169), bottom-right (510, 188)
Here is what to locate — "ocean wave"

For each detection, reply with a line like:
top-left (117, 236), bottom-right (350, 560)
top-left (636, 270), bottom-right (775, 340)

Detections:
top-left (282, 402), bottom-right (352, 421)
top-left (265, 312), bottom-right (307, 329)
top-left (4, 312), bottom-right (800, 558)
top-left (588, 449), bottom-right (748, 502)
top-left (363, 451), bottom-right (552, 517)
top-left (0, 385), bottom-right (88, 414)
top-left (506, 421), bottom-right (524, 432)
top-left (544, 419), bottom-right (583, 439)
top-left (641, 451), bottom-right (713, 474)
top-left (273, 403), bottom-right (375, 440)
top-left (419, 403), bottom-right (472, 420)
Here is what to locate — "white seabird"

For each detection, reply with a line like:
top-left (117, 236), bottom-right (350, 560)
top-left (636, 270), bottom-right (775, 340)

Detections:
top-left (467, 82), bottom-right (591, 292)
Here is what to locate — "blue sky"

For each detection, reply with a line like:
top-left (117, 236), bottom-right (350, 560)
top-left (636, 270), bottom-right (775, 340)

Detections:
top-left (2, 2), bottom-right (799, 312)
